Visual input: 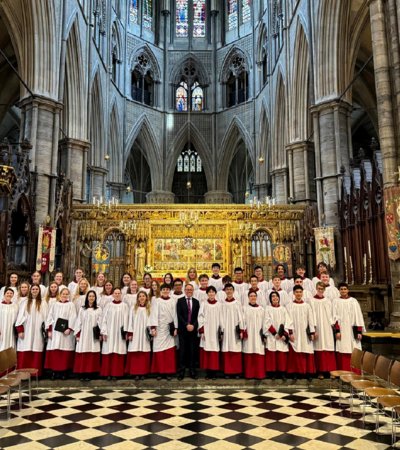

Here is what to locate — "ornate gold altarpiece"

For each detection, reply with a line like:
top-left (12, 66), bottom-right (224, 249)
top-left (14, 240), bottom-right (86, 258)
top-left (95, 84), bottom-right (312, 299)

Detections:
top-left (72, 204), bottom-right (306, 283)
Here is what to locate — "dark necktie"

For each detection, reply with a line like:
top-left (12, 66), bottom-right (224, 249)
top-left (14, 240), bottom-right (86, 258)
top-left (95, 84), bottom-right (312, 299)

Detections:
top-left (187, 298), bottom-right (192, 323)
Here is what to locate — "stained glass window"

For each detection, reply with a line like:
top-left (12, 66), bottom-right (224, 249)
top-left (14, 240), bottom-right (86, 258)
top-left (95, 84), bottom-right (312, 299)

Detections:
top-left (176, 149), bottom-right (203, 172)
top-left (191, 82), bottom-right (203, 111)
top-left (129, 0), bottom-right (138, 25)
top-left (176, 0), bottom-right (189, 37)
top-left (242, 0), bottom-right (251, 23)
top-left (143, 0), bottom-right (153, 29)
top-left (176, 81), bottom-right (188, 111)
top-left (228, 0), bottom-right (238, 30)
top-left (177, 156), bottom-right (183, 172)
top-left (193, 1), bottom-right (206, 37)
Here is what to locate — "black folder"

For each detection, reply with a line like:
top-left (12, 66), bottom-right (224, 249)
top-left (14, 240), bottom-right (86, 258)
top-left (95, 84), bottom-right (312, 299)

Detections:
top-left (168, 321), bottom-right (175, 336)
top-left (93, 325), bottom-right (101, 340)
top-left (55, 318), bottom-right (69, 333)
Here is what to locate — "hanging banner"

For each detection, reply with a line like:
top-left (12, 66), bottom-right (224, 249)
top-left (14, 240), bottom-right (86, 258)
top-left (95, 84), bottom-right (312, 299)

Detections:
top-left (92, 241), bottom-right (110, 273)
top-left (384, 186), bottom-right (400, 260)
top-left (314, 227), bottom-right (336, 269)
top-left (271, 244), bottom-right (293, 277)
top-left (36, 226), bottom-right (56, 274)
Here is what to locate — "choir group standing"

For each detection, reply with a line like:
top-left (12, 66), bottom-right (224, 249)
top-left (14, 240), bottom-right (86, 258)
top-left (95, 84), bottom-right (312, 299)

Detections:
top-left (0, 262), bottom-right (365, 381)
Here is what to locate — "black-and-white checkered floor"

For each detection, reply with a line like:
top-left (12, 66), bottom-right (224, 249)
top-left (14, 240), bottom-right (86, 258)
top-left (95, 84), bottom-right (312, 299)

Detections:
top-left (0, 387), bottom-right (395, 449)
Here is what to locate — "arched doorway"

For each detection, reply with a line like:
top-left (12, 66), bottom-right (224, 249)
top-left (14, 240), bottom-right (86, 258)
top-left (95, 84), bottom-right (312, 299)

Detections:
top-left (126, 143), bottom-right (152, 203)
top-left (172, 144), bottom-right (207, 203)
top-left (228, 138), bottom-right (253, 203)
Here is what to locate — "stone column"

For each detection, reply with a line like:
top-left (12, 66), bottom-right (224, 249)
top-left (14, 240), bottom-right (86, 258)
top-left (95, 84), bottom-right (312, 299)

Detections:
top-left (58, 138), bottom-right (90, 202)
top-left (286, 141), bottom-right (316, 203)
top-left (107, 182), bottom-right (126, 200)
top-left (146, 190), bottom-right (175, 203)
top-left (204, 191), bottom-right (233, 204)
top-left (271, 168), bottom-right (288, 204)
top-left (90, 166), bottom-right (107, 198)
top-left (19, 95), bottom-right (62, 225)
top-left (311, 99), bottom-right (352, 227)
top-left (369, 0), bottom-right (400, 325)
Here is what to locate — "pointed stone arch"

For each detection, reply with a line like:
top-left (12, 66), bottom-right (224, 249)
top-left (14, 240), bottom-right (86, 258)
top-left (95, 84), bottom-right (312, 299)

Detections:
top-left (258, 105), bottom-right (271, 186)
top-left (109, 103), bottom-right (123, 183)
top-left (165, 122), bottom-right (213, 192)
top-left (89, 72), bottom-right (105, 167)
top-left (63, 18), bottom-right (86, 139)
top-left (218, 117), bottom-right (254, 193)
top-left (291, 21), bottom-right (311, 142)
top-left (170, 54), bottom-right (210, 87)
top-left (219, 46), bottom-right (251, 83)
top-left (125, 114), bottom-right (161, 190)
top-left (129, 44), bottom-right (161, 82)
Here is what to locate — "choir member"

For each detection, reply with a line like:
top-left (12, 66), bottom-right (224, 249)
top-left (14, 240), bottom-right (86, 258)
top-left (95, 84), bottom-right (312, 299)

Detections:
top-left (150, 284), bottom-right (178, 380)
top-left (264, 291), bottom-right (292, 378)
top-left (312, 262), bottom-right (335, 287)
top-left (216, 275), bottom-right (232, 303)
top-left (140, 273), bottom-right (153, 295)
top-left (151, 280), bottom-right (161, 300)
top-left (242, 291), bottom-right (266, 379)
top-left (320, 273), bottom-right (340, 300)
top-left (273, 264), bottom-right (293, 293)
top-left (209, 263), bottom-right (223, 292)
top-left (67, 268), bottom-right (84, 296)
top-left (254, 266), bottom-right (269, 293)
top-left (194, 274), bottom-right (209, 304)
top-left (73, 290), bottom-right (102, 380)
top-left (286, 286), bottom-right (316, 379)
top-left (163, 273), bottom-right (174, 289)
top-left (16, 284), bottom-right (48, 376)
top-left (293, 265), bottom-right (315, 295)
top-left (98, 281), bottom-right (114, 310)
top-left (0, 272), bottom-right (19, 298)
top-left (16, 281), bottom-right (30, 305)
top-left (72, 278), bottom-right (90, 312)
top-left (48, 272), bottom-right (67, 295)
top-left (92, 272), bottom-right (106, 296)
top-left (123, 279), bottom-right (139, 309)
top-left (172, 278), bottom-right (184, 300)
top-left (177, 283), bottom-right (200, 380)
top-left (309, 282), bottom-right (337, 377)
top-left (126, 291), bottom-right (152, 379)
top-left (198, 286), bottom-right (222, 379)
top-left (0, 288), bottom-right (19, 351)
top-left (267, 276), bottom-right (290, 307)
top-left (292, 276), bottom-right (313, 303)
top-left (220, 283), bottom-right (244, 378)
top-left (332, 282), bottom-right (365, 371)
top-left (185, 267), bottom-right (199, 291)
top-left (44, 281), bottom-right (60, 307)
top-left (31, 271), bottom-right (47, 298)
top-left (120, 272), bottom-right (133, 296)
top-left (100, 288), bottom-right (129, 379)
top-left (245, 275), bottom-right (267, 307)
top-left (45, 288), bottom-right (76, 379)
top-left (232, 267), bottom-right (249, 300)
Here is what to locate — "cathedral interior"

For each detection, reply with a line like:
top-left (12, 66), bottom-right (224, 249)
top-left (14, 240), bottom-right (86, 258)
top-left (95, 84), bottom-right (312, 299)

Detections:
top-left (0, 0), bottom-right (400, 448)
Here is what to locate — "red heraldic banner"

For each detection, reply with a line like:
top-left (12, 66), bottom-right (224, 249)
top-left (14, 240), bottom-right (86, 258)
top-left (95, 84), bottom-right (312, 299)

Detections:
top-left (36, 225), bottom-right (56, 273)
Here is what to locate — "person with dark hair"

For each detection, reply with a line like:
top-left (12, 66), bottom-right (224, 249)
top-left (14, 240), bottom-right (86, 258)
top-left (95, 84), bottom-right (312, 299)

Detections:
top-left (68, 268), bottom-right (84, 296)
top-left (220, 284), bottom-right (244, 378)
top-left (216, 275), bottom-right (233, 302)
top-left (177, 283), bottom-right (200, 380)
top-left (151, 283), bottom-right (178, 380)
top-left (31, 271), bottom-right (46, 297)
top-left (293, 265), bottom-right (315, 295)
top-left (100, 288), bottom-right (129, 379)
top-left (172, 278), bottom-right (184, 299)
top-left (16, 284), bottom-right (48, 376)
top-left (264, 291), bottom-right (292, 379)
top-left (245, 275), bottom-right (267, 307)
top-left (99, 280), bottom-right (114, 310)
top-left (242, 291), bottom-right (265, 379)
top-left (312, 262), bottom-right (336, 288)
top-left (0, 272), bottom-right (19, 299)
top-left (332, 283), bottom-right (365, 371)
top-left (274, 264), bottom-right (293, 293)
top-left (293, 276), bottom-right (313, 303)
top-left (209, 263), bottom-right (223, 292)
top-left (163, 273), bottom-right (174, 289)
top-left (120, 272), bottom-right (132, 295)
top-left (0, 287), bottom-right (19, 351)
top-left (286, 285), bottom-right (316, 380)
top-left (267, 275), bottom-right (290, 307)
top-left (140, 273), bottom-right (153, 295)
top-left (194, 274), bottom-right (209, 304)
top-left (254, 266), bottom-right (269, 293)
top-left (198, 286), bottom-right (222, 379)
top-left (73, 290), bottom-right (102, 380)
top-left (232, 267), bottom-right (248, 300)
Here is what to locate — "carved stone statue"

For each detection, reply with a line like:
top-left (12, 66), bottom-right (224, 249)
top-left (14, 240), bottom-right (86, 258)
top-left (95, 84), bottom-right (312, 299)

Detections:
top-left (136, 242), bottom-right (146, 277)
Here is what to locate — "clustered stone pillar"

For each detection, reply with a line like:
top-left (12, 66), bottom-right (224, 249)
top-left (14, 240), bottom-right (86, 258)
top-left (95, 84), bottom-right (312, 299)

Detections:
top-left (369, 0), bottom-right (400, 325)
top-left (286, 141), bottom-right (316, 203)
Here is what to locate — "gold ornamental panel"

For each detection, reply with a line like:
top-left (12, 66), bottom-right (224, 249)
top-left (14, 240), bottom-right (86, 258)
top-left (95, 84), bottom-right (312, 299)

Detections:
top-left (73, 204), bottom-right (306, 281)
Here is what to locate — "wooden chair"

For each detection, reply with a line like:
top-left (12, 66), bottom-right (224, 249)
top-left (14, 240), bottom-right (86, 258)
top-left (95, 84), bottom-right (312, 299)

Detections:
top-left (0, 348), bottom-right (25, 411)
top-left (0, 384), bottom-right (11, 421)
top-left (5, 347), bottom-right (37, 402)
top-left (330, 348), bottom-right (364, 405)
top-left (350, 355), bottom-right (393, 421)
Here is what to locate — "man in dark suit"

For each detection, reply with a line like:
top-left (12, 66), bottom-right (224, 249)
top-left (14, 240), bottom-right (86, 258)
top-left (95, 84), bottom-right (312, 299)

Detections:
top-left (177, 283), bottom-right (200, 380)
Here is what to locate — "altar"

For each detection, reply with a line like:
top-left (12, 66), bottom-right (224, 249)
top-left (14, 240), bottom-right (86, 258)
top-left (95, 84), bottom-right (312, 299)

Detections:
top-left (71, 204), bottom-right (307, 285)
